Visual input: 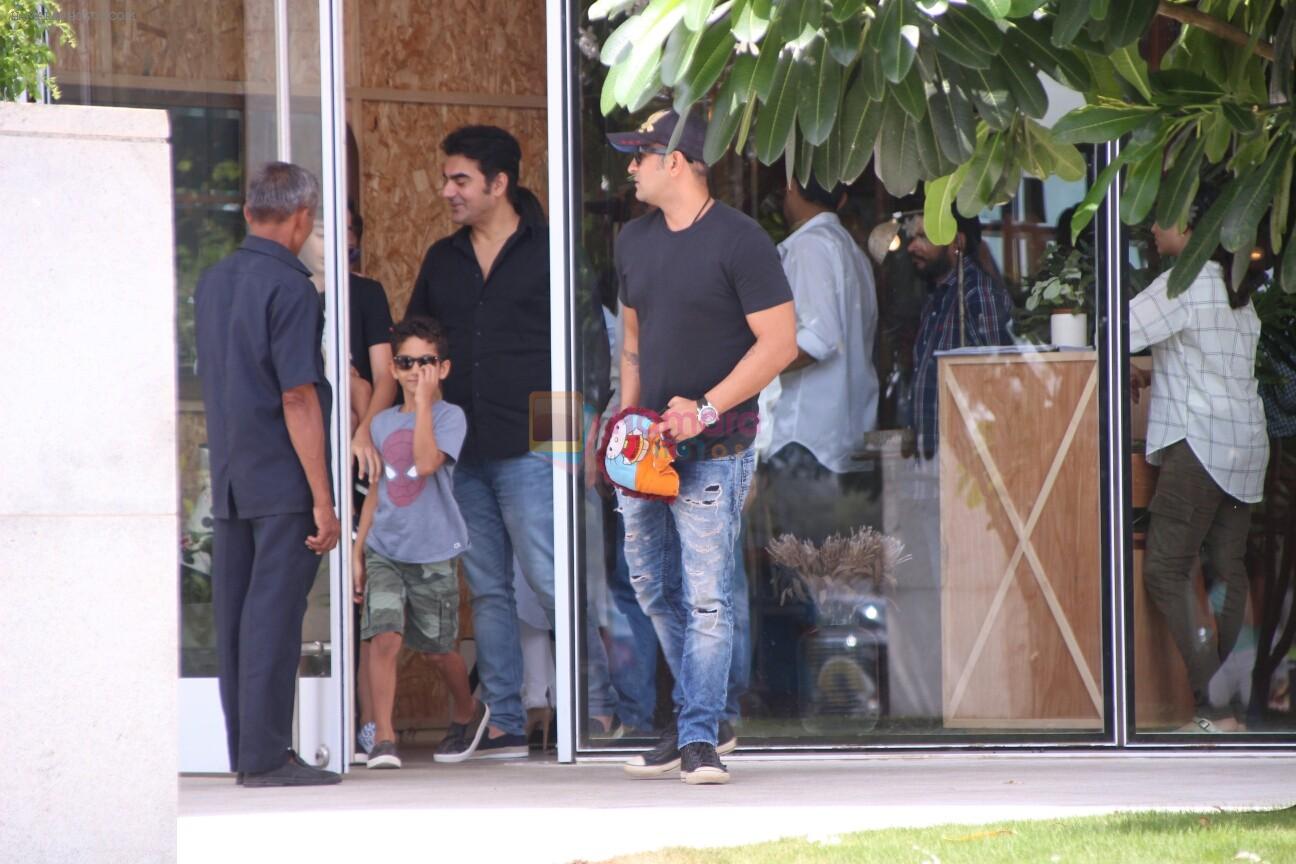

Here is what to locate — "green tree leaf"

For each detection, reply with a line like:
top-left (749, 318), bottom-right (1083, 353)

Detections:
top-left (894, 64), bottom-right (929, 121)
top-left (958, 127), bottom-right (1006, 216)
top-left (1120, 146), bottom-right (1161, 225)
top-left (812, 110), bottom-right (847, 187)
top-left (754, 50), bottom-right (803, 164)
top-left (662, 18), bottom-right (706, 86)
top-left (1007, 18), bottom-right (1092, 91)
top-left (672, 19), bottom-right (736, 110)
top-left (1156, 131), bottom-right (1205, 231)
top-left (968, 0), bottom-right (1012, 19)
top-left (1102, 0), bottom-right (1157, 51)
top-left (1221, 142), bottom-right (1287, 253)
top-left (924, 165), bottom-right (970, 245)
top-left (799, 36), bottom-right (843, 145)
top-left (915, 107), bottom-right (957, 178)
top-left (928, 78), bottom-right (977, 163)
top-left (1024, 119), bottom-right (1086, 182)
top-left (876, 94), bottom-right (923, 195)
top-left (831, 0), bottom-right (869, 24)
top-left (1052, 0), bottom-right (1092, 48)
top-left (826, 15), bottom-right (864, 66)
top-left (965, 63), bottom-right (1016, 130)
top-left (752, 38), bottom-right (785, 101)
top-left (1051, 104), bottom-right (1156, 145)
top-left (998, 56), bottom-right (1048, 119)
top-left (732, 0), bottom-right (773, 45)
top-left (879, 0), bottom-right (920, 83)
top-left (933, 7), bottom-right (996, 69)
top-left (1202, 108), bottom-right (1232, 164)
top-left (1110, 45), bottom-right (1153, 102)
top-left (839, 72), bottom-right (887, 183)
top-left (1282, 208), bottom-right (1296, 293)
top-left (1168, 182), bottom-right (1241, 298)
top-left (684, 0), bottom-right (716, 31)
top-left (1271, 151), bottom-right (1293, 254)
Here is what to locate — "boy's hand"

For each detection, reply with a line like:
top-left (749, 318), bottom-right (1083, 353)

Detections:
top-left (352, 551), bottom-right (366, 604)
top-left (414, 364), bottom-right (441, 406)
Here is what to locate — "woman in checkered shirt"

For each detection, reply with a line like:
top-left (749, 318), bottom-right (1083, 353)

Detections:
top-left (1129, 185), bottom-right (1269, 734)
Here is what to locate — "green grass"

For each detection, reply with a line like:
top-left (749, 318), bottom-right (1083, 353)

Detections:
top-left (594, 808), bottom-right (1296, 864)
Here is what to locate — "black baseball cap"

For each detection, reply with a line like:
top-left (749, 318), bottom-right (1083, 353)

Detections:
top-left (607, 109), bottom-right (709, 163)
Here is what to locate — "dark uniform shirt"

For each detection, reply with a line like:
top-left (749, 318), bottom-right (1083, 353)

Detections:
top-left (405, 220), bottom-right (550, 461)
top-left (196, 235), bottom-right (333, 519)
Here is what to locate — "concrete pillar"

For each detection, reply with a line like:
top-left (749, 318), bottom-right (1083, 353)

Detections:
top-left (0, 102), bottom-right (177, 863)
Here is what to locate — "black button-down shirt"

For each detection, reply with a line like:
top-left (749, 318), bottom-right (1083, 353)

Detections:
top-left (405, 220), bottom-right (550, 461)
top-left (196, 235), bottom-right (332, 519)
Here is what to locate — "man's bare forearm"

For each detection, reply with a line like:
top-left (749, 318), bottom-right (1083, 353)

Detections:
top-left (706, 338), bottom-right (797, 413)
top-left (620, 347), bottom-right (641, 409)
top-left (359, 374), bottom-right (398, 434)
top-left (283, 385), bottom-right (334, 506)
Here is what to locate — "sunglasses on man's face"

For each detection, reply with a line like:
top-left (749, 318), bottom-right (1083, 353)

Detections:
top-left (393, 354), bottom-right (442, 370)
top-left (631, 148), bottom-right (669, 166)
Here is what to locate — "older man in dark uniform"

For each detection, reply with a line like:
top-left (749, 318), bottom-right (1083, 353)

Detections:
top-left (196, 161), bottom-right (342, 787)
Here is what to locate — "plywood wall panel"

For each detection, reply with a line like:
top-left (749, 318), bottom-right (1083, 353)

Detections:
top-left (358, 0), bottom-right (546, 97)
top-left (52, 1), bottom-right (250, 82)
top-left (358, 100), bottom-right (548, 318)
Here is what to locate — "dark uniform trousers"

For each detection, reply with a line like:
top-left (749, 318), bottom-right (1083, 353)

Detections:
top-left (212, 494), bottom-right (320, 774)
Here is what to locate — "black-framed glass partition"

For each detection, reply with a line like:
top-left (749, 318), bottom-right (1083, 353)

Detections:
top-left (566, 7), bottom-right (1121, 751)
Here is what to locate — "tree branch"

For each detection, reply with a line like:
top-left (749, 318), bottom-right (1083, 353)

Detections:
top-left (1156, 1), bottom-right (1275, 61)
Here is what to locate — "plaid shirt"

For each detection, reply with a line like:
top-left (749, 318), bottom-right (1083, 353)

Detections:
top-left (912, 258), bottom-right (1013, 457)
top-left (1130, 261), bottom-right (1269, 503)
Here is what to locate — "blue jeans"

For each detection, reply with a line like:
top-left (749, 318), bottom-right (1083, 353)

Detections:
top-left (616, 449), bottom-right (755, 748)
top-left (606, 512), bottom-right (661, 732)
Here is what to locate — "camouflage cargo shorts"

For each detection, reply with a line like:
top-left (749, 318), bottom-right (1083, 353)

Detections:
top-left (360, 548), bottom-right (459, 654)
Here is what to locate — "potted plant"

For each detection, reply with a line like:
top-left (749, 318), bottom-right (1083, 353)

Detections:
top-left (1021, 245), bottom-right (1095, 348)
top-left (767, 527), bottom-right (909, 734)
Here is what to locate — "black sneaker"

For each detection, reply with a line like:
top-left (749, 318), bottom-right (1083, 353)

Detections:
top-left (623, 725), bottom-right (680, 778)
top-left (680, 741), bottom-right (729, 785)
top-left (434, 700), bottom-right (492, 763)
top-left (472, 731), bottom-right (529, 760)
top-left (718, 720), bottom-right (738, 756)
top-left (367, 740), bottom-right (402, 769)
top-left (243, 753), bottom-right (342, 787)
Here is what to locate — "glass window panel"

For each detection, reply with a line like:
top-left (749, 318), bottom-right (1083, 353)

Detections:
top-left (571, 22), bottom-right (1107, 746)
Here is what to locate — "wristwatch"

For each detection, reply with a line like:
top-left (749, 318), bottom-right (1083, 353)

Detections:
top-left (695, 396), bottom-right (720, 428)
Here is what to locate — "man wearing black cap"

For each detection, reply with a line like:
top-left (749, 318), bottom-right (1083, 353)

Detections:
top-left (608, 109), bottom-right (797, 784)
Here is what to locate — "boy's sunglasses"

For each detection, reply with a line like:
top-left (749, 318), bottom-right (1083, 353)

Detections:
top-left (393, 354), bottom-right (442, 370)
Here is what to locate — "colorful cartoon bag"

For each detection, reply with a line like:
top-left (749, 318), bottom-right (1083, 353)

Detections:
top-left (601, 407), bottom-right (680, 501)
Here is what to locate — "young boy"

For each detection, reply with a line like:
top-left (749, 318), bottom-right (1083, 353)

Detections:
top-left (352, 316), bottom-right (488, 768)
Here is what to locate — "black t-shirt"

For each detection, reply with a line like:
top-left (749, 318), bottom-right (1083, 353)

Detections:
top-left (349, 272), bottom-right (392, 383)
top-left (615, 201), bottom-right (792, 460)
top-left (406, 221), bottom-right (550, 461)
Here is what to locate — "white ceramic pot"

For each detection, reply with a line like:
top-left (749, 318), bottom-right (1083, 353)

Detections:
top-left (1050, 311), bottom-right (1088, 348)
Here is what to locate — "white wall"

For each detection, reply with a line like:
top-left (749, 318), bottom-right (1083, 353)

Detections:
top-left (0, 102), bottom-right (177, 863)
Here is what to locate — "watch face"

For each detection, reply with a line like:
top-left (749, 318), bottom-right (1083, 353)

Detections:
top-left (699, 405), bottom-right (720, 426)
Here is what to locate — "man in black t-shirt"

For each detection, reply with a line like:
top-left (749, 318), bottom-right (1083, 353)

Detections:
top-left (608, 110), bottom-right (796, 785)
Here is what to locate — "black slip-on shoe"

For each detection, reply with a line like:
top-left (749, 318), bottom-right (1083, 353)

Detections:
top-left (623, 725), bottom-right (680, 778)
top-left (243, 756), bottom-right (342, 787)
top-left (680, 741), bottom-right (729, 786)
top-left (472, 731), bottom-right (529, 760)
top-left (434, 701), bottom-right (492, 763)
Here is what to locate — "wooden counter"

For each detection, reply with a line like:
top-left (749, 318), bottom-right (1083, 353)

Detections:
top-left (939, 351), bottom-right (1103, 728)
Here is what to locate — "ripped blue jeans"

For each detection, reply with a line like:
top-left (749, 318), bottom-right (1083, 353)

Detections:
top-left (616, 448), bottom-right (755, 749)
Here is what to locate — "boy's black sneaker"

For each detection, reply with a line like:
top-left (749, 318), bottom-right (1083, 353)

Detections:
top-left (243, 754), bottom-right (342, 787)
top-left (434, 700), bottom-right (492, 763)
top-left (718, 720), bottom-right (738, 755)
top-left (367, 740), bottom-right (402, 769)
top-left (623, 725), bottom-right (680, 778)
top-left (472, 731), bottom-right (529, 759)
top-left (680, 742), bottom-right (729, 785)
